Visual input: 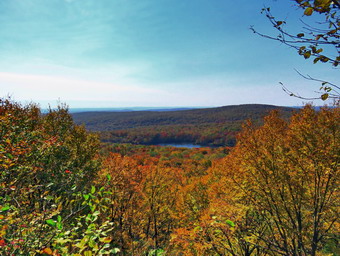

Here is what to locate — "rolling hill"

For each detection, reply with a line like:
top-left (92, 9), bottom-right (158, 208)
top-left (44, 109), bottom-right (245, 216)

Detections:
top-left (72, 104), bottom-right (296, 147)
top-left (72, 104), bottom-right (295, 131)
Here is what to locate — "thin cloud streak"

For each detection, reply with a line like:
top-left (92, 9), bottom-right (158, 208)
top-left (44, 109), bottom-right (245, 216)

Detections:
top-left (0, 72), bottom-right (167, 101)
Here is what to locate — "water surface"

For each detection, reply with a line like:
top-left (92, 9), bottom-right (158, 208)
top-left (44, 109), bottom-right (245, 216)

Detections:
top-left (156, 143), bottom-right (202, 148)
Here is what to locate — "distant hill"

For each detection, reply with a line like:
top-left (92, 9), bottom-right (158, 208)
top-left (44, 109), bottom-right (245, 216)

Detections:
top-left (42, 107), bottom-right (199, 114)
top-left (71, 104), bottom-right (297, 147)
top-left (72, 104), bottom-right (295, 131)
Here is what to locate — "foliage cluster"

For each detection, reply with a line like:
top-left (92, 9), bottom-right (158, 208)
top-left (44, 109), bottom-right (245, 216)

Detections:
top-left (0, 98), bottom-right (338, 255)
top-left (100, 123), bottom-right (238, 147)
top-left (0, 99), bottom-right (118, 255)
top-left (170, 105), bottom-right (339, 256)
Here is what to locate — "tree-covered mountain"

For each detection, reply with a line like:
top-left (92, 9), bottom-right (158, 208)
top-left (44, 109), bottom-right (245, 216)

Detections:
top-left (72, 104), bottom-right (296, 146)
top-left (72, 104), bottom-right (295, 130)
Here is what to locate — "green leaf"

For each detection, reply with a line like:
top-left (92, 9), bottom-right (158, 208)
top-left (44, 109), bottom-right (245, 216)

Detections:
top-left (91, 186), bottom-right (96, 194)
top-left (46, 219), bottom-right (56, 227)
top-left (77, 237), bottom-right (89, 249)
top-left (88, 239), bottom-right (96, 248)
top-left (83, 194), bottom-right (90, 200)
top-left (226, 220), bottom-right (235, 227)
top-left (112, 248), bottom-right (121, 254)
top-left (84, 251), bottom-right (92, 256)
top-left (45, 195), bottom-right (54, 200)
top-left (57, 222), bottom-right (63, 230)
top-left (90, 205), bottom-right (97, 212)
top-left (106, 174), bottom-right (111, 181)
top-left (148, 249), bottom-right (164, 256)
top-left (6, 153), bottom-right (13, 159)
top-left (0, 206), bottom-right (10, 212)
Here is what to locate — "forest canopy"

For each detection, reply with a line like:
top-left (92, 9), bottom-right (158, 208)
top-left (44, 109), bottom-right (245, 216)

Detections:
top-left (0, 98), bottom-right (338, 255)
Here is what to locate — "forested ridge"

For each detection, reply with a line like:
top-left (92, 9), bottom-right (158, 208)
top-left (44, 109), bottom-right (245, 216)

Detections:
top-left (0, 98), bottom-right (338, 255)
top-left (72, 104), bottom-right (294, 131)
top-left (73, 104), bottom-right (295, 147)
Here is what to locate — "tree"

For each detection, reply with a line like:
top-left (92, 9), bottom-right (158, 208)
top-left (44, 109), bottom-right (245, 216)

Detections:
top-left (0, 98), bottom-right (117, 255)
top-left (222, 106), bottom-right (339, 255)
top-left (99, 153), bottom-right (146, 253)
top-left (252, 0), bottom-right (340, 100)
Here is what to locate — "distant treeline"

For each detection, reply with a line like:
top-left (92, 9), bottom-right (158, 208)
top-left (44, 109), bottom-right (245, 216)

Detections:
top-left (73, 104), bottom-right (296, 146)
top-left (100, 123), bottom-right (240, 147)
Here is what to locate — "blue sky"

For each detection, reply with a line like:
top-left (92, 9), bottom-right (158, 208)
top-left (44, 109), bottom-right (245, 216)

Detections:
top-left (0, 0), bottom-right (338, 108)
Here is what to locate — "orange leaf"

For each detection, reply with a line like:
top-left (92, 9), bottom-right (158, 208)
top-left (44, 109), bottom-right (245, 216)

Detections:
top-left (42, 247), bottom-right (53, 255)
top-left (0, 239), bottom-right (6, 246)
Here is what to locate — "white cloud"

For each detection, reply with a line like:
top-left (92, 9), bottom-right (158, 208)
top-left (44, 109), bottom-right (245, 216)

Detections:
top-left (0, 72), bottom-right (167, 103)
top-left (0, 70), bottom-right (311, 108)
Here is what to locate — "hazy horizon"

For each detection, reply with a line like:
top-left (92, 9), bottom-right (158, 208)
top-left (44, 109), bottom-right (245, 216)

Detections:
top-left (14, 98), bottom-right (326, 111)
top-left (39, 103), bottom-right (314, 114)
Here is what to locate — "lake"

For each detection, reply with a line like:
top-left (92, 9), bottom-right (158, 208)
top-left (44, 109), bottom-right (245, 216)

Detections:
top-left (156, 143), bottom-right (203, 148)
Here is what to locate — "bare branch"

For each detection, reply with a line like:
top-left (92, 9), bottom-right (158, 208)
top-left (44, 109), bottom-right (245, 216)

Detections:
top-left (294, 69), bottom-right (340, 91)
top-left (252, 6), bottom-right (340, 67)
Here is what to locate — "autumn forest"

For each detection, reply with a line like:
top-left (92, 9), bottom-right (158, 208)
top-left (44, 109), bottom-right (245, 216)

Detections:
top-left (0, 98), bottom-right (338, 256)
top-left (1, 0), bottom-right (340, 254)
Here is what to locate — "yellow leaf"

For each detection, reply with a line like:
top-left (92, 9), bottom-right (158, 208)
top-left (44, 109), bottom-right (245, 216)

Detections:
top-left (99, 237), bottom-right (112, 243)
top-left (84, 251), bottom-right (93, 256)
top-left (41, 247), bottom-right (53, 255)
top-left (304, 7), bottom-right (313, 16)
top-left (321, 93), bottom-right (329, 100)
top-left (303, 51), bottom-right (311, 59)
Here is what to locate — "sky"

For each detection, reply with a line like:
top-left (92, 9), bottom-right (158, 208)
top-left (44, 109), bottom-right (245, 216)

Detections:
top-left (0, 0), bottom-right (339, 108)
